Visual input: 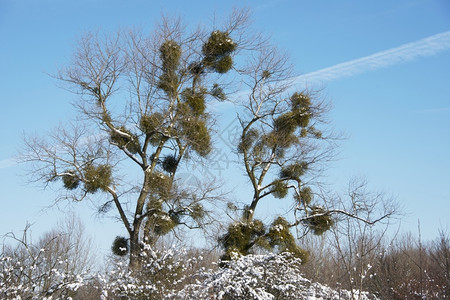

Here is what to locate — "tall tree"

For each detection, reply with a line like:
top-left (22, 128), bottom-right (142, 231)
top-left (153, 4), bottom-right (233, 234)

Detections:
top-left (22, 11), bottom-right (251, 269)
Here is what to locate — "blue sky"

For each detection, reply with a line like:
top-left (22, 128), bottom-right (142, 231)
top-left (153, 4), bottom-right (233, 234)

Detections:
top-left (1, 0), bottom-right (449, 255)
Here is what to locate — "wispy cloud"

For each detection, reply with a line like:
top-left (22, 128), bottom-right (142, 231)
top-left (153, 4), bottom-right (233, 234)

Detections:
top-left (0, 158), bottom-right (16, 169)
top-left (295, 31), bottom-right (450, 85)
top-left (417, 107), bottom-right (450, 114)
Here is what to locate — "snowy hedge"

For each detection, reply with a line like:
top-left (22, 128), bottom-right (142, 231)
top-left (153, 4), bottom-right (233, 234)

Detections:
top-left (1, 245), bottom-right (377, 300)
top-left (170, 252), bottom-right (377, 300)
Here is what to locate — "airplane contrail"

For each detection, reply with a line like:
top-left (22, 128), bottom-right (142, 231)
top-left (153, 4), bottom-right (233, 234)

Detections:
top-left (295, 31), bottom-right (450, 85)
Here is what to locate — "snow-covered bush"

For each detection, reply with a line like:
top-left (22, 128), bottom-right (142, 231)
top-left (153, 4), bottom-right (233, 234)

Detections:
top-left (0, 245), bottom-right (88, 299)
top-left (171, 252), bottom-right (377, 300)
top-left (99, 244), bottom-right (204, 299)
top-left (2, 233), bottom-right (379, 300)
top-left (0, 219), bottom-right (94, 300)
top-left (172, 252), bottom-right (304, 299)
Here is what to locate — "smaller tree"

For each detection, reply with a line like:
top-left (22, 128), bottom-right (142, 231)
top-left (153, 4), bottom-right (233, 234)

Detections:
top-left (318, 178), bottom-right (399, 297)
top-left (218, 41), bottom-right (340, 261)
top-left (0, 216), bottom-right (95, 299)
top-left (430, 229), bottom-right (450, 297)
top-left (368, 229), bottom-right (450, 299)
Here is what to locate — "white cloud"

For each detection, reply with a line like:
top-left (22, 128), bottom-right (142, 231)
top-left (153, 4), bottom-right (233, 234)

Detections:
top-left (0, 158), bottom-right (16, 169)
top-left (295, 31), bottom-right (450, 85)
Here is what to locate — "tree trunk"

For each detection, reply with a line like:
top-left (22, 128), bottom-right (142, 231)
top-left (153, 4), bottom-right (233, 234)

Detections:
top-left (129, 230), bottom-right (141, 271)
top-left (246, 193), bottom-right (260, 223)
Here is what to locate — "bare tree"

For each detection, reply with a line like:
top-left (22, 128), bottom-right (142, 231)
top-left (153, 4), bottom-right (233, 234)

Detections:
top-left (371, 228), bottom-right (450, 299)
top-left (431, 228), bottom-right (450, 297)
top-left (0, 215), bottom-right (95, 299)
top-left (217, 30), bottom-right (396, 262)
top-left (323, 178), bottom-right (399, 298)
top-left (217, 37), bottom-right (340, 260)
top-left (21, 10), bottom-right (255, 270)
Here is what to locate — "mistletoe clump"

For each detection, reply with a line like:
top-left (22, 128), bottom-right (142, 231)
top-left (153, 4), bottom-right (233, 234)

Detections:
top-left (271, 180), bottom-right (289, 199)
top-left (296, 186), bottom-right (313, 206)
top-left (219, 220), bottom-right (266, 261)
top-left (210, 83), bottom-right (226, 101)
top-left (62, 170), bottom-right (80, 190)
top-left (266, 217), bottom-right (309, 261)
top-left (111, 236), bottom-right (129, 256)
top-left (62, 164), bottom-right (112, 194)
top-left (304, 206), bottom-right (334, 235)
top-left (202, 30), bottom-right (236, 73)
top-left (188, 203), bottom-right (205, 221)
top-left (181, 118), bottom-right (211, 157)
top-left (162, 155), bottom-right (178, 174)
top-left (83, 163), bottom-right (112, 193)
top-left (238, 128), bottom-right (259, 154)
top-left (181, 88), bottom-right (207, 116)
top-left (280, 162), bottom-right (308, 180)
top-left (110, 127), bottom-right (140, 154)
top-left (158, 40), bottom-right (182, 98)
top-left (219, 215), bottom-right (308, 264)
top-left (139, 112), bottom-right (165, 135)
top-left (153, 212), bottom-right (177, 235)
